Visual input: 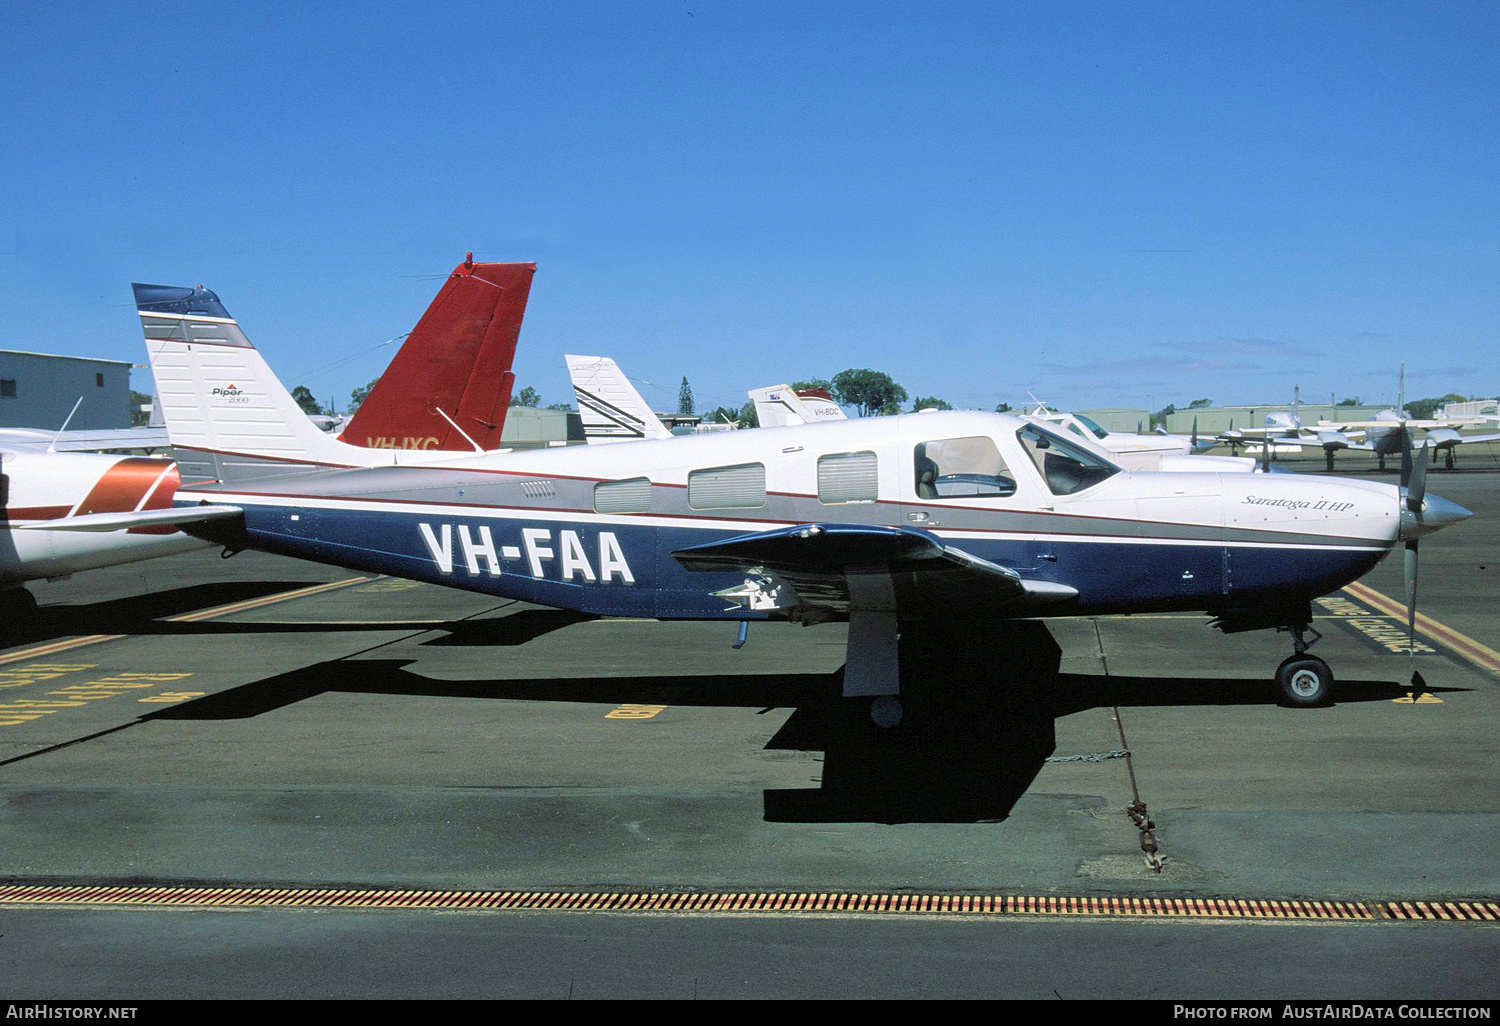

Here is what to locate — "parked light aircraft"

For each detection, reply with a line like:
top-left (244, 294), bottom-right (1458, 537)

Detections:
top-left (1216, 387), bottom-right (1377, 471)
top-left (567, 355), bottom-right (675, 443)
top-left (0, 257), bottom-right (534, 644)
top-left (1324, 370), bottom-right (1500, 471)
top-left (337, 256), bottom-right (535, 452)
top-left (133, 281), bottom-right (1472, 722)
top-left (750, 385), bottom-right (846, 428)
top-left (1027, 405), bottom-right (1212, 459)
top-left (744, 385), bottom-right (1253, 474)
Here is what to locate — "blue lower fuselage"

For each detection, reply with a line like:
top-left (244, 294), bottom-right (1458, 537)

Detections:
top-left (229, 502), bottom-right (1386, 623)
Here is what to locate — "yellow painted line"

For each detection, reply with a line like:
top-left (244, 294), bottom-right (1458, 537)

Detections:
top-left (163, 576), bottom-right (373, 622)
top-left (1343, 582), bottom-right (1500, 676)
top-left (0, 636), bottom-right (123, 666)
top-left (0, 884), bottom-right (1493, 922)
top-left (232, 620), bottom-right (451, 626)
top-left (0, 577), bottom-right (373, 665)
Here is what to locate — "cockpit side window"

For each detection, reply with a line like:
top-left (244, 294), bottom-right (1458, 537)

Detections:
top-left (913, 436), bottom-right (1015, 499)
top-left (1015, 424), bottom-right (1120, 496)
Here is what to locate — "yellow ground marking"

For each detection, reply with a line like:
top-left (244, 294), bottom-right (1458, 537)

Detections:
top-left (163, 576), bottom-right (374, 622)
top-left (1343, 581), bottom-right (1500, 676)
top-left (0, 576), bottom-right (372, 666)
top-left (1391, 692), bottom-right (1444, 705)
top-left (0, 884), bottom-right (1492, 923)
top-left (606, 704), bottom-right (668, 720)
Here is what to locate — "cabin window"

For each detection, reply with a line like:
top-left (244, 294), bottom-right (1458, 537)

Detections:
top-left (913, 436), bottom-right (1015, 498)
top-left (0, 380), bottom-right (15, 398)
top-left (593, 477), bottom-right (653, 514)
top-left (688, 463), bottom-right (766, 509)
top-left (817, 451), bottom-right (878, 503)
top-left (96, 373), bottom-right (105, 387)
top-left (1015, 424), bottom-right (1120, 496)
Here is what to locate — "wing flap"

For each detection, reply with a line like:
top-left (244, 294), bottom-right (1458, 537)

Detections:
top-left (672, 523), bottom-right (1076, 617)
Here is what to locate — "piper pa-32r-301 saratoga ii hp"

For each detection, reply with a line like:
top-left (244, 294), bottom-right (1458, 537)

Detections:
top-left (136, 281), bottom-right (1473, 722)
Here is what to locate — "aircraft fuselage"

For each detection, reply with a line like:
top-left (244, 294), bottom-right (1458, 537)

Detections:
top-left (179, 411), bottom-right (1402, 625)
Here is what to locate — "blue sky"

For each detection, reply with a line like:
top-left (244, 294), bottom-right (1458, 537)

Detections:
top-left (2, 0), bottom-right (1496, 416)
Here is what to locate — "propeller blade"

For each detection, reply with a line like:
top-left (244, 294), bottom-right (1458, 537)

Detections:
top-left (1400, 426), bottom-right (1413, 485)
top-left (1404, 538), bottom-right (1420, 683)
top-left (1191, 416), bottom-right (1199, 450)
top-left (1407, 441), bottom-right (1429, 513)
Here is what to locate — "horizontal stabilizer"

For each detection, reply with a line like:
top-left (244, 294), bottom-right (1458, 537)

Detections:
top-left (17, 505), bottom-right (244, 533)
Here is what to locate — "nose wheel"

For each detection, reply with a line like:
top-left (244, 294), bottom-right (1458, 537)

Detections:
top-left (1275, 654), bottom-right (1333, 707)
top-left (1274, 621), bottom-right (1332, 706)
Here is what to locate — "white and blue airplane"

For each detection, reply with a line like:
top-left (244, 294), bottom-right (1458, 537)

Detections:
top-left (129, 282), bottom-right (1472, 720)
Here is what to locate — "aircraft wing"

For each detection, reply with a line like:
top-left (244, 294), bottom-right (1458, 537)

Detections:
top-left (0, 427), bottom-right (171, 454)
top-left (15, 504), bottom-right (244, 532)
top-left (672, 523), bottom-right (1076, 618)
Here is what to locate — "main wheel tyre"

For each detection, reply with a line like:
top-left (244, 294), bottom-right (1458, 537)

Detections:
top-left (1275, 655), bottom-right (1333, 707)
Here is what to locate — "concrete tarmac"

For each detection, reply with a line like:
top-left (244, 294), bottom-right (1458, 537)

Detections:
top-left (2, 457), bottom-right (1497, 999)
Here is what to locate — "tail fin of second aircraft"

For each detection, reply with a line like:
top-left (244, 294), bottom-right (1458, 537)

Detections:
top-left (135, 283), bottom-right (371, 483)
top-left (565, 355), bottom-right (674, 444)
top-left (749, 385), bottom-right (847, 428)
top-left (339, 258), bottom-right (535, 452)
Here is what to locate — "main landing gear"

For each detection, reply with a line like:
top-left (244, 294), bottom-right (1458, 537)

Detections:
top-left (1274, 622), bottom-right (1332, 707)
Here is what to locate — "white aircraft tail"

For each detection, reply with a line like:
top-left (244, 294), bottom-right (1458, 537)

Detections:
top-left (135, 283), bottom-right (377, 483)
top-left (565, 355), bottom-right (673, 444)
top-left (749, 385), bottom-right (846, 427)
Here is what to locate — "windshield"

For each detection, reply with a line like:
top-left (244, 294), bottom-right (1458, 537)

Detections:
top-left (1074, 413), bottom-right (1110, 439)
top-left (1015, 424), bottom-right (1121, 495)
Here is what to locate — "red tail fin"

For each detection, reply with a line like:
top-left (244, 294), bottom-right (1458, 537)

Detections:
top-left (341, 258), bottom-right (536, 451)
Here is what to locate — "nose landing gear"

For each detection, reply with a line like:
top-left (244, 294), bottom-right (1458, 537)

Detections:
top-left (1275, 622), bottom-right (1332, 707)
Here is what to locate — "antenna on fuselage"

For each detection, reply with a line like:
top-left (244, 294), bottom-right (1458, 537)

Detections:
top-left (433, 406), bottom-right (484, 453)
top-left (47, 397), bottom-right (84, 454)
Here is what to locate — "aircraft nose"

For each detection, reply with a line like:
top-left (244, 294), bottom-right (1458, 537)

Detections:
top-left (1399, 492), bottom-right (1474, 540)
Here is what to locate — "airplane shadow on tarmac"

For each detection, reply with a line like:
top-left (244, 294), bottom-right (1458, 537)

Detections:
top-left (142, 619), bottom-right (1465, 826)
top-left (28, 583), bottom-right (327, 640)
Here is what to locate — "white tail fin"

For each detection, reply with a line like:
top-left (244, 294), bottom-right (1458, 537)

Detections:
top-left (135, 283), bottom-right (391, 482)
top-left (565, 355), bottom-right (673, 444)
top-left (748, 384), bottom-right (847, 428)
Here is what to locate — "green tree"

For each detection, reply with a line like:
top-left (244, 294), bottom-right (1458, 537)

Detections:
top-left (791, 378), bottom-right (833, 394)
top-left (510, 386), bottom-right (541, 408)
top-left (677, 377), bottom-right (695, 416)
top-left (910, 396), bottom-right (953, 411)
top-left (1406, 393), bottom-right (1468, 420)
top-left (129, 390), bottom-right (154, 427)
top-left (546, 403), bottom-right (575, 412)
top-left (291, 385), bottom-right (323, 416)
top-left (1336, 397), bottom-right (1362, 406)
top-left (704, 403), bottom-right (758, 428)
top-left (1151, 403), bottom-right (1177, 430)
top-left (349, 378), bottom-right (378, 414)
top-left (994, 401), bottom-right (1012, 413)
top-left (831, 369), bottom-right (907, 418)
top-left (1188, 398), bottom-right (1213, 408)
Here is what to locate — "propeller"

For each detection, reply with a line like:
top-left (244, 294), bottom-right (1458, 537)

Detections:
top-left (1399, 425), bottom-right (1430, 690)
top-left (1190, 416), bottom-right (1199, 452)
